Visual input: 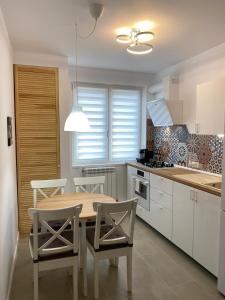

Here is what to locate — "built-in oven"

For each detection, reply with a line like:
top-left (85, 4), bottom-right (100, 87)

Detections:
top-left (133, 169), bottom-right (150, 210)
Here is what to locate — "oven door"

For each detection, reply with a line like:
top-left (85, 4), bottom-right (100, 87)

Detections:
top-left (134, 176), bottom-right (150, 210)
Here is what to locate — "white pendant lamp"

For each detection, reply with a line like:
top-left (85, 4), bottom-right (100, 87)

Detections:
top-left (64, 106), bottom-right (90, 132)
top-left (64, 3), bottom-right (104, 132)
top-left (64, 88), bottom-right (90, 132)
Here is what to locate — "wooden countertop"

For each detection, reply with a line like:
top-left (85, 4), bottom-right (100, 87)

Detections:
top-left (127, 162), bottom-right (222, 197)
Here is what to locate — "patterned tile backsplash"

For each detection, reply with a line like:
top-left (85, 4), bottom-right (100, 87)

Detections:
top-left (146, 119), bottom-right (224, 174)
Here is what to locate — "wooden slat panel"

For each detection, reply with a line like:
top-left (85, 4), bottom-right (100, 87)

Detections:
top-left (14, 65), bottom-right (60, 234)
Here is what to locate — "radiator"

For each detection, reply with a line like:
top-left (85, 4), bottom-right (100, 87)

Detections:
top-left (82, 167), bottom-right (117, 199)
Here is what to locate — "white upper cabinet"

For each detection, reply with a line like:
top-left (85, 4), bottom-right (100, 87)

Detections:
top-left (196, 78), bottom-right (225, 135)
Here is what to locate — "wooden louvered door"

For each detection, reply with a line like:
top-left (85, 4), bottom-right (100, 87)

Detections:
top-left (14, 65), bottom-right (60, 234)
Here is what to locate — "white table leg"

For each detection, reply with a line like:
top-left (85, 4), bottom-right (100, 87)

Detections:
top-left (81, 220), bottom-right (87, 296)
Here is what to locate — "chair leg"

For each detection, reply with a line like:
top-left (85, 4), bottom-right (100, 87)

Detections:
top-left (94, 257), bottom-right (99, 299)
top-left (33, 263), bottom-right (39, 300)
top-left (109, 257), bottom-right (119, 267)
top-left (127, 248), bottom-right (132, 293)
top-left (81, 221), bottom-right (87, 296)
top-left (114, 257), bottom-right (119, 267)
top-left (73, 260), bottom-right (78, 300)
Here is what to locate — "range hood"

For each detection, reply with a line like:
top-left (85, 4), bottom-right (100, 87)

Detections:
top-left (147, 76), bottom-right (183, 127)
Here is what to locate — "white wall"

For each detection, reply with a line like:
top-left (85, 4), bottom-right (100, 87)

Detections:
top-left (0, 9), bottom-right (18, 300)
top-left (153, 42), bottom-right (225, 133)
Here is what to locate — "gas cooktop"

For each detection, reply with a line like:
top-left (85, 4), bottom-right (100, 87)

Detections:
top-left (143, 161), bottom-right (174, 168)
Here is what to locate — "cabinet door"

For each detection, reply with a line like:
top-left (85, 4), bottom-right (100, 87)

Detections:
top-left (193, 191), bottom-right (221, 276)
top-left (196, 78), bottom-right (225, 135)
top-left (14, 65), bottom-right (59, 234)
top-left (150, 173), bottom-right (173, 195)
top-left (172, 182), bottom-right (195, 256)
top-left (149, 199), bottom-right (172, 240)
top-left (127, 166), bottom-right (136, 199)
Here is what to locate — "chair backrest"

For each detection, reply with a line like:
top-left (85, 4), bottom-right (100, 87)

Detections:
top-left (93, 198), bottom-right (138, 250)
top-left (28, 204), bottom-right (82, 260)
top-left (30, 178), bottom-right (67, 207)
top-left (73, 176), bottom-right (105, 194)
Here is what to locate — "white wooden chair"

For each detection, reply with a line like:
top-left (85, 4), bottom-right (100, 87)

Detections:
top-left (30, 179), bottom-right (68, 232)
top-left (30, 178), bottom-right (67, 207)
top-left (73, 176), bottom-right (105, 194)
top-left (73, 175), bottom-right (106, 228)
top-left (86, 198), bottom-right (138, 299)
top-left (28, 204), bottom-right (82, 300)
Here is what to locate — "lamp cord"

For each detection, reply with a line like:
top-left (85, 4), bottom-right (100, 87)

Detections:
top-left (73, 23), bottom-right (78, 106)
top-left (73, 19), bottom-right (98, 105)
top-left (78, 19), bottom-right (98, 39)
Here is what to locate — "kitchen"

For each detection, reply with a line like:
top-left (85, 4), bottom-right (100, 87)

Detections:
top-left (128, 74), bottom-right (225, 291)
top-left (1, 0), bottom-right (225, 300)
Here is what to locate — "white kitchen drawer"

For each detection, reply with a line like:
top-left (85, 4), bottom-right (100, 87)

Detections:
top-left (150, 187), bottom-right (172, 210)
top-left (136, 205), bottom-right (151, 224)
top-left (150, 173), bottom-right (173, 195)
top-left (149, 199), bottom-right (172, 240)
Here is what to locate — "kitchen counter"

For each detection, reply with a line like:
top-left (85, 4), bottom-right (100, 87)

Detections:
top-left (127, 162), bottom-right (221, 197)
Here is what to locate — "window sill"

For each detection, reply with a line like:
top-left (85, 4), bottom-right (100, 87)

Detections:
top-left (72, 162), bottom-right (130, 169)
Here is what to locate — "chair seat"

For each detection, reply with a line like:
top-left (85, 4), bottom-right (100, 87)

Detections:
top-left (30, 230), bottom-right (78, 262)
top-left (86, 225), bottom-right (132, 252)
top-left (31, 219), bottom-right (71, 233)
top-left (79, 218), bottom-right (106, 228)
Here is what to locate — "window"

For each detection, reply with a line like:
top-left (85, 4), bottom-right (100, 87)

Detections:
top-left (73, 85), bottom-right (141, 165)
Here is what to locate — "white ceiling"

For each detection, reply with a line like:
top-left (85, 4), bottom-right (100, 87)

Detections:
top-left (1, 0), bottom-right (225, 73)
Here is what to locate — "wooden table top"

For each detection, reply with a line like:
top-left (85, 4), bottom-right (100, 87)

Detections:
top-left (36, 192), bottom-right (116, 219)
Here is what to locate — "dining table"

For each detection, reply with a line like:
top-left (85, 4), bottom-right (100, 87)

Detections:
top-left (36, 192), bottom-right (116, 296)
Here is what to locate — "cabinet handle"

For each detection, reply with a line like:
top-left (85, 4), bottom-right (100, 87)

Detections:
top-left (190, 190), bottom-right (198, 202)
top-left (195, 191), bottom-right (198, 202)
top-left (190, 190), bottom-right (194, 200)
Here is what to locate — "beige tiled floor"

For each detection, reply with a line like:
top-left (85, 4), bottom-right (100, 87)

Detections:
top-left (10, 218), bottom-right (225, 300)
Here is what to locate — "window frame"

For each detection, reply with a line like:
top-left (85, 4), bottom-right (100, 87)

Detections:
top-left (72, 82), bottom-right (143, 166)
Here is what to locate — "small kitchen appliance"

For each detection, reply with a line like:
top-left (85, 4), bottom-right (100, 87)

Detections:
top-left (136, 148), bottom-right (154, 164)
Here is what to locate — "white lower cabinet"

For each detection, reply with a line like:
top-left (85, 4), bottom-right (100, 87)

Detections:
top-left (149, 199), bottom-right (172, 240)
top-left (172, 182), bottom-right (195, 256)
top-left (193, 190), bottom-right (221, 276)
top-left (172, 181), bottom-right (221, 276)
top-left (136, 205), bottom-right (151, 224)
top-left (128, 167), bottom-right (221, 276)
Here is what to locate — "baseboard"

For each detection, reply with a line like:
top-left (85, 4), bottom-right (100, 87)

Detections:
top-left (7, 232), bottom-right (19, 300)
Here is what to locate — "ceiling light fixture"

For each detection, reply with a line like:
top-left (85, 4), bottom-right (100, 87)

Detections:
top-left (136, 31), bottom-right (154, 42)
top-left (116, 34), bottom-right (132, 44)
top-left (64, 3), bottom-right (104, 132)
top-left (116, 23), bottom-right (155, 55)
top-left (127, 42), bottom-right (153, 55)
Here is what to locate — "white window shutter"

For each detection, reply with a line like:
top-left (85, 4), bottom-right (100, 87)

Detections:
top-left (111, 89), bottom-right (141, 161)
top-left (73, 86), bottom-right (108, 164)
